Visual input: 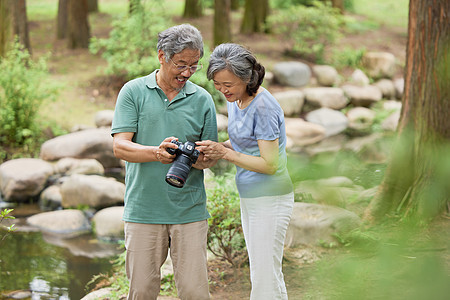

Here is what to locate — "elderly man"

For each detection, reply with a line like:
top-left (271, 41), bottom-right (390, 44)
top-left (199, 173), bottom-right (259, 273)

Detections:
top-left (111, 24), bottom-right (218, 300)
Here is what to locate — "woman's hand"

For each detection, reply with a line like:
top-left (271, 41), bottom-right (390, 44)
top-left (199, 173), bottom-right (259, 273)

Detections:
top-left (196, 140), bottom-right (228, 160)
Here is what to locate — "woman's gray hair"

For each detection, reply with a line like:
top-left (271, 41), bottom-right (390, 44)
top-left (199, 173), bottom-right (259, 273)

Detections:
top-left (157, 24), bottom-right (204, 61)
top-left (207, 43), bottom-right (265, 96)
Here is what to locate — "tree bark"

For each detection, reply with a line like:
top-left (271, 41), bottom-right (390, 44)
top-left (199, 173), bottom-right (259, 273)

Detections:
top-left (87, 0), bottom-right (98, 13)
top-left (56, 0), bottom-right (68, 39)
top-left (364, 0), bottom-right (450, 222)
top-left (240, 0), bottom-right (269, 34)
top-left (0, 0), bottom-right (30, 56)
top-left (331, 0), bottom-right (344, 13)
top-left (67, 0), bottom-right (90, 49)
top-left (183, 0), bottom-right (202, 18)
top-left (214, 0), bottom-right (231, 46)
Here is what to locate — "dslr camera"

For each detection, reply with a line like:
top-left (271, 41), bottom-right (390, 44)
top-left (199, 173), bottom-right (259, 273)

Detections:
top-left (165, 140), bottom-right (200, 188)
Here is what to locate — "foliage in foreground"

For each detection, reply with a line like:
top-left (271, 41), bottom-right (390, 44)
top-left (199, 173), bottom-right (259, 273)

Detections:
top-left (0, 209), bottom-right (16, 247)
top-left (206, 174), bottom-right (247, 267)
top-left (0, 42), bottom-right (60, 162)
top-left (304, 220), bottom-right (450, 300)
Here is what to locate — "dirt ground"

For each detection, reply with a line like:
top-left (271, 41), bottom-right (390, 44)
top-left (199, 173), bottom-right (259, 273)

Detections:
top-left (27, 6), bottom-right (450, 300)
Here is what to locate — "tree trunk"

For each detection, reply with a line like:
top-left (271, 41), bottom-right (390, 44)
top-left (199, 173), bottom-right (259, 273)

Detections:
top-left (331, 0), bottom-right (344, 13)
top-left (0, 0), bottom-right (31, 56)
top-left (214, 0), bottom-right (231, 46)
top-left (67, 0), bottom-right (90, 49)
top-left (87, 0), bottom-right (98, 13)
top-left (56, 0), bottom-right (68, 39)
top-left (183, 0), bottom-right (202, 18)
top-left (240, 0), bottom-right (269, 34)
top-left (231, 0), bottom-right (239, 11)
top-left (364, 0), bottom-right (450, 222)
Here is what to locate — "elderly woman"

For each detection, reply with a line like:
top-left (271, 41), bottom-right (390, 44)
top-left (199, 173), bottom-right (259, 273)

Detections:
top-left (196, 43), bottom-right (294, 300)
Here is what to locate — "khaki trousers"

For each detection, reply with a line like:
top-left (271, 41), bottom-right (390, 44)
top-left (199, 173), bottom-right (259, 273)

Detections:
top-left (124, 220), bottom-right (210, 300)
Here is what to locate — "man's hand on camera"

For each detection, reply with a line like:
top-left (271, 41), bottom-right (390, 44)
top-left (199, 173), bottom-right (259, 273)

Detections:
top-left (156, 137), bottom-right (178, 164)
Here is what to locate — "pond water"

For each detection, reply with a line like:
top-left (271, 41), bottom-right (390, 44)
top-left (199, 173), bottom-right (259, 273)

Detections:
top-left (0, 204), bottom-right (122, 300)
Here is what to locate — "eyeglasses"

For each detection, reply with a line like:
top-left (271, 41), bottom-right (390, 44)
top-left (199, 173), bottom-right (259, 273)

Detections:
top-left (169, 58), bottom-right (203, 73)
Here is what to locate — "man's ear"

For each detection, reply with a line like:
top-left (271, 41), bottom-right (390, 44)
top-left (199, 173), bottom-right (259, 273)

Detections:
top-left (158, 50), bottom-right (165, 64)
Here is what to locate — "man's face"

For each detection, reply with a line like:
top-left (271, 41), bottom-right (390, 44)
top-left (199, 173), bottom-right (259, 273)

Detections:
top-left (158, 48), bottom-right (201, 92)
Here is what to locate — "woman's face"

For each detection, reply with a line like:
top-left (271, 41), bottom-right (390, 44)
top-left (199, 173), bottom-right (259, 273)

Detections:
top-left (213, 69), bottom-right (248, 103)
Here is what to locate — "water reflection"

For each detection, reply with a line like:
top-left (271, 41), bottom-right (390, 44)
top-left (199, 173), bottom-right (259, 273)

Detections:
top-left (0, 229), bottom-right (122, 299)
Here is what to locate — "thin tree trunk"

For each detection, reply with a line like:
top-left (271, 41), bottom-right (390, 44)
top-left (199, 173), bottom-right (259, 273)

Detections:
top-left (240, 0), bottom-right (268, 34)
top-left (56, 0), bottom-right (68, 39)
top-left (364, 0), bottom-right (450, 222)
top-left (214, 0), bottom-right (231, 46)
top-left (67, 0), bottom-right (90, 49)
top-left (0, 0), bottom-right (30, 56)
top-left (183, 0), bottom-right (202, 18)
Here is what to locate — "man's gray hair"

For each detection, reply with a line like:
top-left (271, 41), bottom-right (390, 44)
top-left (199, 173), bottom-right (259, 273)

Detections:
top-left (157, 24), bottom-right (204, 61)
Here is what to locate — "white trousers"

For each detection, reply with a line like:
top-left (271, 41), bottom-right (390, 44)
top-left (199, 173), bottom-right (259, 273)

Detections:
top-left (240, 192), bottom-right (294, 300)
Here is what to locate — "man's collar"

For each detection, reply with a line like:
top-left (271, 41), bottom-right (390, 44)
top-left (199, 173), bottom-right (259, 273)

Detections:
top-left (146, 70), bottom-right (196, 95)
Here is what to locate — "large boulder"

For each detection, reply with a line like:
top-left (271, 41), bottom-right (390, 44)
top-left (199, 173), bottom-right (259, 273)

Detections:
top-left (0, 158), bottom-right (54, 202)
top-left (285, 202), bottom-right (361, 247)
top-left (362, 51), bottom-right (397, 79)
top-left (92, 206), bottom-right (125, 240)
top-left (342, 84), bottom-right (383, 107)
top-left (272, 61), bottom-right (311, 87)
top-left (94, 110), bottom-right (114, 128)
top-left (285, 118), bottom-right (326, 148)
top-left (27, 209), bottom-right (91, 237)
top-left (53, 157), bottom-right (105, 176)
top-left (40, 128), bottom-right (120, 168)
top-left (312, 65), bottom-right (339, 87)
top-left (273, 90), bottom-right (305, 117)
top-left (305, 108), bottom-right (348, 137)
top-left (60, 174), bottom-right (125, 209)
top-left (304, 87), bottom-right (349, 110)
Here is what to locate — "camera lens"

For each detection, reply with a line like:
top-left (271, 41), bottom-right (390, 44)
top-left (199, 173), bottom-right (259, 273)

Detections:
top-left (165, 154), bottom-right (193, 188)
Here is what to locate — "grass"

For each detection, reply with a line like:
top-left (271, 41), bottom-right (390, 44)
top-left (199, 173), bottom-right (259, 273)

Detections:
top-left (352, 0), bottom-right (409, 28)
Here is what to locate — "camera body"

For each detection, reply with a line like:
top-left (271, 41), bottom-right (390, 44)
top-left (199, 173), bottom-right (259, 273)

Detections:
top-left (165, 140), bottom-right (200, 188)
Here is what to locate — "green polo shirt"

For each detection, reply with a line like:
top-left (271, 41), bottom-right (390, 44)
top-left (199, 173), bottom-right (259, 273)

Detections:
top-left (111, 71), bottom-right (218, 224)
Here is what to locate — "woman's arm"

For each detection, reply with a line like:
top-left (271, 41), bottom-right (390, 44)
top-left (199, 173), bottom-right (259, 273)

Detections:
top-left (196, 139), bottom-right (279, 175)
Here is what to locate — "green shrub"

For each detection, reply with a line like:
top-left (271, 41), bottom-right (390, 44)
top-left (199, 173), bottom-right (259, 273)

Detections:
top-left (89, 0), bottom-right (169, 80)
top-left (206, 174), bottom-right (247, 267)
top-left (0, 42), bottom-right (58, 148)
top-left (268, 1), bottom-right (343, 62)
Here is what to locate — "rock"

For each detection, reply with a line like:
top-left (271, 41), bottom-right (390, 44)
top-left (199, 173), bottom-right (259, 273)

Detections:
top-left (394, 77), bottom-right (404, 99)
top-left (381, 110), bottom-right (401, 131)
top-left (216, 113), bottom-right (228, 131)
top-left (53, 157), bottom-right (105, 176)
top-left (373, 78), bottom-right (396, 99)
top-left (350, 69), bottom-right (370, 86)
top-left (342, 84), bottom-right (383, 107)
top-left (40, 127), bottom-right (120, 168)
top-left (285, 202), bottom-right (361, 247)
top-left (273, 90), bottom-right (305, 117)
top-left (303, 87), bottom-right (349, 110)
top-left (92, 206), bottom-right (125, 240)
top-left (39, 185), bottom-right (62, 210)
top-left (272, 61), bottom-right (311, 87)
top-left (94, 110), bottom-right (114, 127)
top-left (27, 209), bottom-right (91, 237)
top-left (81, 288), bottom-right (114, 300)
top-left (60, 174), bottom-right (125, 209)
top-left (305, 108), bottom-right (348, 137)
top-left (312, 65), bottom-right (339, 86)
top-left (284, 118), bottom-right (326, 148)
top-left (346, 107), bottom-right (376, 133)
top-left (263, 71), bottom-right (274, 86)
top-left (304, 134), bottom-right (348, 156)
top-left (344, 133), bottom-right (393, 163)
top-left (295, 176), bottom-right (365, 207)
top-left (0, 158), bottom-right (54, 202)
top-left (362, 51), bottom-right (396, 79)
top-left (382, 100), bottom-right (402, 111)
